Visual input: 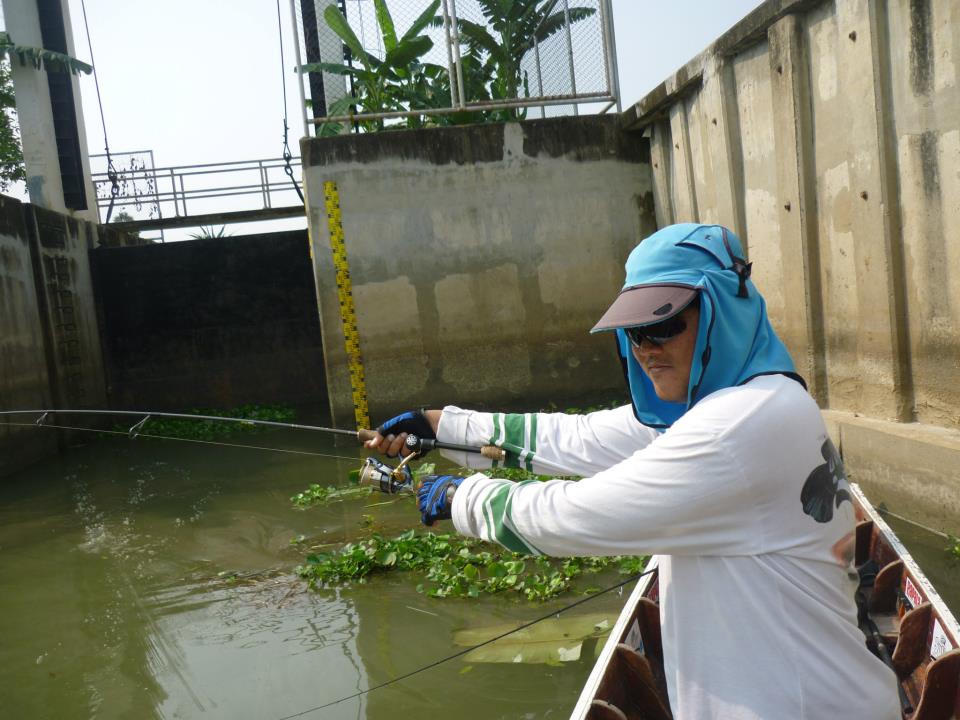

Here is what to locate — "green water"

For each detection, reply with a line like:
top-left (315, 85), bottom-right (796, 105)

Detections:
top-left (0, 430), bottom-right (628, 720)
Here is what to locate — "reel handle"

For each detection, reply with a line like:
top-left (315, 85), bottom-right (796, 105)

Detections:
top-left (358, 429), bottom-right (506, 462)
top-left (407, 434), bottom-right (506, 462)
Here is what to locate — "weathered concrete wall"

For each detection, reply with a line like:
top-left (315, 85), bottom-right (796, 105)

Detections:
top-left (90, 230), bottom-right (327, 411)
top-left (0, 196), bottom-right (56, 475)
top-left (625, 0), bottom-right (960, 527)
top-left (0, 195), bottom-right (122, 475)
top-left (25, 206), bottom-right (107, 410)
top-left (301, 115), bottom-right (657, 427)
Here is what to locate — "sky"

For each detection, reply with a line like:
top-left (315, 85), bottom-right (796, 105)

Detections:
top-left (11, 0), bottom-right (765, 236)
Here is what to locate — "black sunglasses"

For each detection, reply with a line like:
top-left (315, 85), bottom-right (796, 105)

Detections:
top-left (625, 315), bottom-right (688, 347)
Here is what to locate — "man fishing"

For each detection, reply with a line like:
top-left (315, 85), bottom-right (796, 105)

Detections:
top-left (367, 223), bottom-right (898, 719)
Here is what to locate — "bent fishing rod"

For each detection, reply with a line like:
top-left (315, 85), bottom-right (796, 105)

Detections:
top-left (0, 408), bottom-right (580, 489)
top-left (0, 408), bottom-right (501, 456)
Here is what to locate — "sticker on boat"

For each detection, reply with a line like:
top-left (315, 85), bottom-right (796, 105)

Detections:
top-left (904, 576), bottom-right (922, 608)
top-left (624, 618), bottom-right (644, 653)
top-left (930, 618), bottom-right (950, 659)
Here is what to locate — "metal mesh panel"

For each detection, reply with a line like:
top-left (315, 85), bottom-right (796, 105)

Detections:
top-left (290, 0), bottom-right (616, 130)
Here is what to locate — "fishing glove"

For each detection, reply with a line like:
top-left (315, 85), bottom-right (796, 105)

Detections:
top-left (417, 474), bottom-right (465, 526)
top-left (376, 410), bottom-right (436, 455)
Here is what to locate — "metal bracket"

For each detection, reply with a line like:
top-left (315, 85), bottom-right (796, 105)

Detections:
top-left (128, 415), bottom-right (151, 439)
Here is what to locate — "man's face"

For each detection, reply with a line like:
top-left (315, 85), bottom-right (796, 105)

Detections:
top-left (629, 303), bottom-right (700, 403)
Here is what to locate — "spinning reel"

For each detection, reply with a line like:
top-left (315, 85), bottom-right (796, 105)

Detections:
top-left (357, 433), bottom-right (507, 494)
top-left (357, 434), bottom-right (425, 494)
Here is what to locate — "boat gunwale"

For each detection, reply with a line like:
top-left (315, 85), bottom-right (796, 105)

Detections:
top-left (851, 483), bottom-right (960, 645)
top-left (569, 555), bottom-right (660, 719)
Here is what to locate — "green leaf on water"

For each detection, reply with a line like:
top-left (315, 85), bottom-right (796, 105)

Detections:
top-left (453, 613), bottom-right (616, 664)
top-left (413, 462), bottom-right (436, 477)
top-left (376, 550), bottom-right (398, 566)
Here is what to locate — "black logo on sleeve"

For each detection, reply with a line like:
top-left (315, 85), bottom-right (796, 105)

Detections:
top-left (800, 439), bottom-right (852, 523)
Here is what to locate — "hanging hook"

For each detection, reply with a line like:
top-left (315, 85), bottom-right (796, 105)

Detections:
top-left (128, 415), bottom-right (151, 439)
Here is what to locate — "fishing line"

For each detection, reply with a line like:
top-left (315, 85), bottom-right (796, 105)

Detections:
top-left (0, 421), bottom-right (360, 461)
top-left (274, 567), bottom-right (656, 719)
top-left (876, 507), bottom-right (954, 540)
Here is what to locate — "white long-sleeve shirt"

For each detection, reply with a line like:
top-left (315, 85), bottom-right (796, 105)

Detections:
top-left (437, 374), bottom-right (898, 720)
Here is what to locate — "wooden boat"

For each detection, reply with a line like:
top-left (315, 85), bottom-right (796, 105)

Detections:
top-left (571, 483), bottom-right (960, 720)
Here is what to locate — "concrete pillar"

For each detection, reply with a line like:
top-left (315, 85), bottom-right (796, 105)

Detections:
top-left (668, 101), bottom-right (698, 222)
top-left (696, 54), bottom-right (747, 243)
top-left (835, 0), bottom-right (912, 421)
top-left (2, 0), bottom-right (98, 220)
top-left (768, 14), bottom-right (827, 405)
top-left (648, 120), bottom-right (674, 228)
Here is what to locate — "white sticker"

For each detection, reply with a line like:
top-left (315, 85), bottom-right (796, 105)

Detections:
top-left (930, 618), bottom-right (951, 659)
top-left (904, 576), bottom-right (923, 608)
top-left (624, 618), bottom-right (644, 653)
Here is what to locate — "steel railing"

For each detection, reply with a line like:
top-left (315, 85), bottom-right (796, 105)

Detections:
top-left (90, 155), bottom-right (304, 225)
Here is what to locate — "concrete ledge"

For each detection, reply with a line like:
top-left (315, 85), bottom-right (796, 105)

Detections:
top-left (302, 115), bottom-right (648, 168)
top-left (823, 410), bottom-right (960, 534)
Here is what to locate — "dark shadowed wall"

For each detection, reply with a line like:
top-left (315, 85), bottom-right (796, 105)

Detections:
top-left (90, 230), bottom-right (327, 411)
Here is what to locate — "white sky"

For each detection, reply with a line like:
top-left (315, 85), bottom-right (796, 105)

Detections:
top-left (12, 0), bottom-right (766, 234)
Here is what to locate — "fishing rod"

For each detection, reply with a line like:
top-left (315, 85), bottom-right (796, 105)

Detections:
top-left (0, 408), bottom-right (510, 489)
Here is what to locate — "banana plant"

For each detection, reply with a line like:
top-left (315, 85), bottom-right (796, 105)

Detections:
top-left (300, 0), bottom-right (445, 132)
top-left (0, 31), bottom-right (92, 75)
top-left (432, 0), bottom-right (596, 119)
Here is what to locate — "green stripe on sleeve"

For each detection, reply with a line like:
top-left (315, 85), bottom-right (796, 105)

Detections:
top-left (504, 479), bottom-right (544, 555)
top-left (502, 414), bottom-right (525, 469)
top-left (490, 413), bottom-right (502, 469)
top-left (525, 414), bottom-right (537, 472)
top-left (484, 483), bottom-right (538, 554)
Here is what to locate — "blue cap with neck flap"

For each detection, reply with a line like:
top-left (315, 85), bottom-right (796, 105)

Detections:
top-left (591, 223), bottom-right (804, 429)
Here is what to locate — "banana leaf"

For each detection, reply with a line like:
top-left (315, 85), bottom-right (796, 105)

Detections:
top-left (453, 612), bottom-right (614, 664)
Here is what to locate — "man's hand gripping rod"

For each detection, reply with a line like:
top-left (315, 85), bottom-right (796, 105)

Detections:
top-left (355, 429), bottom-right (506, 494)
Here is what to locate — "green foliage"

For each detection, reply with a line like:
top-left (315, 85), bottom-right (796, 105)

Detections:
top-left (0, 32), bottom-right (93, 75)
top-left (478, 466), bottom-right (553, 482)
top-left (188, 225), bottom-right (231, 240)
top-left (296, 528), bottom-right (646, 601)
top-left (429, 0), bottom-right (596, 121)
top-left (291, 483), bottom-right (373, 508)
top-left (0, 60), bottom-right (24, 191)
top-left (303, 0), bottom-right (445, 133)
top-left (111, 211), bottom-right (141, 240)
top-left (306, 0), bottom-right (596, 132)
top-left (123, 404), bottom-right (295, 441)
top-left (947, 535), bottom-right (960, 562)
top-left (293, 457), bottom-right (645, 601)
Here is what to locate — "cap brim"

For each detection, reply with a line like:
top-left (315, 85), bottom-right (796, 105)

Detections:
top-left (591, 284), bottom-right (698, 332)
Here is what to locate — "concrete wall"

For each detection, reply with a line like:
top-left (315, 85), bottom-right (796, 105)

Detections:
top-left (624, 0), bottom-right (960, 528)
top-left (0, 195), bottom-right (120, 475)
top-left (90, 230), bottom-right (327, 411)
top-left (25, 206), bottom-right (107, 409)
top-left (0, 196), bottom-right (56, 474)
top-left (301, 115), bottom-right (657, 428)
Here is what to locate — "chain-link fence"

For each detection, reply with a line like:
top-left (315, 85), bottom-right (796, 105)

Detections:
top-left (288, 0), bottom-right (618, 132)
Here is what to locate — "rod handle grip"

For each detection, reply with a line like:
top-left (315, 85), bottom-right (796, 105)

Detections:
top-left (357, 428), bottom-right (377, 443)
top-left (480, 445), bottom-right (506, 461)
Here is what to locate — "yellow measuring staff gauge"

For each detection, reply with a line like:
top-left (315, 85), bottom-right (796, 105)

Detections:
top-left (323, 181), bottom-right (370, 431)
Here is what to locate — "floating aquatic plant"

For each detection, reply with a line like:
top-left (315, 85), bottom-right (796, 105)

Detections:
top-left (290, 483), bottom-right (374, 508)
top-left (295, 528), bottom-right (646, 601)
top-left (117, 404), bottom-right (295, 441)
